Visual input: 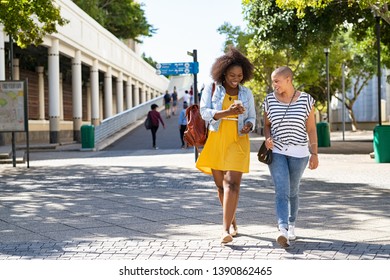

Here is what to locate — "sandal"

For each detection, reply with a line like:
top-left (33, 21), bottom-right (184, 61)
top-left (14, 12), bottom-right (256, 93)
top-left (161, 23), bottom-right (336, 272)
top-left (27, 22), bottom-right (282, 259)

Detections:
top-left (231, 226), bottom-right (238, 237)
top-left (221, 232), bottom-right (233, 243)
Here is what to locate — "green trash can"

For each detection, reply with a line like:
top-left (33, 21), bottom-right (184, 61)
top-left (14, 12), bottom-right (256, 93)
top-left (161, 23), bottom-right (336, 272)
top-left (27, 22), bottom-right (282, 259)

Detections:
top-left (316, 122), bottom-right (331, 147)
top-left (373, 125), bottom-right (390, 163)
top-left (81, 125), bottom-right (95, 149)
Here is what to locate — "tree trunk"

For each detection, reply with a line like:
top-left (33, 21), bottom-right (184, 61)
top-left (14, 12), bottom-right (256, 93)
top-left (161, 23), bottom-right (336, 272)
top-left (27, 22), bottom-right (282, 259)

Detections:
top-left (347, 107), bottom-right (358, 131)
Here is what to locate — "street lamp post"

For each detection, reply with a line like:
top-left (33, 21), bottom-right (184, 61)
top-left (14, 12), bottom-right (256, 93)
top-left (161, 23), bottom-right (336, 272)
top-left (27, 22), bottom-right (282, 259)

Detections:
top-left (187, 49), bottom-right (198, 104)
top-left (375, 14), bottom-right (382, 126)
top-left (324, 48), bottom-right (330, 128)
top-left (187, 49), bottom-right (199, 161)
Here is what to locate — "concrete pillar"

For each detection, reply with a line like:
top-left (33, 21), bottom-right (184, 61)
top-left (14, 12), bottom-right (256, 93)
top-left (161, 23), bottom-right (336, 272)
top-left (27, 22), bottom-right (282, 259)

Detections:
top-left (0, 28), bottom-right (5, 145)
top-left (13, 58), bottom-right (19, 80)
top-left (86, 82), bottom-right (91, 121)
top-left (134, 80), bottom-right (139, 106)
top-left (90, 59), bottom-right (99, 126)
top-left (104, 66), bottom-right (112, 118)
top-left (99, 85), bottom-right (104, 122)
top-left (0, 28), bottom-right (5, 81)
top-left (116, 72), bottom-right (124, 113)
top-left (59, 73), bottom-right (63, 120)
top-left (48, 39), bottom-right (60, 143)
top-left (125, 76), bottom-right (132, 109)
top-left (141, 84), bottom-right (146, 103)
top-left (36, 66), bottom-right (45, 120)
top-left (72, 50), bottom-right (82, 142)
top-left (145, 86), bottom-right (149, 101)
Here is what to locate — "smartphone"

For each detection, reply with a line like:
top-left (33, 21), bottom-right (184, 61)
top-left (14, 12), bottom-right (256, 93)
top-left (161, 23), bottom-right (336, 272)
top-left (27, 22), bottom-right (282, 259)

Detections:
top-left (234, 100), bottom-right (242, 105)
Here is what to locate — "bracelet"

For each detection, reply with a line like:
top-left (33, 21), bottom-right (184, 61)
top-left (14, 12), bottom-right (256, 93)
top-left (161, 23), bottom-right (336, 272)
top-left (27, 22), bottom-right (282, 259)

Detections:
top-left (311, 153), bottom-right (318, 156)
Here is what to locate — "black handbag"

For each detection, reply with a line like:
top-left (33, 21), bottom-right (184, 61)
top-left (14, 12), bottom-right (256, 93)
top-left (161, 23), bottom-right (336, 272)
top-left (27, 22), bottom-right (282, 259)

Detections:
top-left (257, 141), bottom-right (272, 164)
top-left (144, 112), bottom-right (152, 130)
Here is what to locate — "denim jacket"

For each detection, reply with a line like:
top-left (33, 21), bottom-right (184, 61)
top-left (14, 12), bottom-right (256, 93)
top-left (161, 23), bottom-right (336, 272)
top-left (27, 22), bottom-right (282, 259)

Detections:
top-left (199, 83), bottom-right (256, 136)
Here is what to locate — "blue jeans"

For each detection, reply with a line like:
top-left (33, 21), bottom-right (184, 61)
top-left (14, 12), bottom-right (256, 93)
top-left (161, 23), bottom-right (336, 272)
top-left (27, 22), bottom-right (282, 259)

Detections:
top-left (268, 153), bottom-right (309, 229)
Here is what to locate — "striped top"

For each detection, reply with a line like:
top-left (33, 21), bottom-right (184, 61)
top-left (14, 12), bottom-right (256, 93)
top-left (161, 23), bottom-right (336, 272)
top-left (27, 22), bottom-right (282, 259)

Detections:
top-left (263, 92), bottom-right (315, 156)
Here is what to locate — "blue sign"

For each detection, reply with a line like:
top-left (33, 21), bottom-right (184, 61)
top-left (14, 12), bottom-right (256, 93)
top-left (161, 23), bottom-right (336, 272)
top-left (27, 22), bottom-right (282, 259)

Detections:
top-left (156, 62), bottom-right (199, 75)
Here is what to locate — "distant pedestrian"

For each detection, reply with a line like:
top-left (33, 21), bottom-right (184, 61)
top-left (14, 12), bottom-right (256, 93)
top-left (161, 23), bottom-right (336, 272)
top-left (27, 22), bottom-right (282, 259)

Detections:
top-left (178, 101), bottom-right (188, 148)
top-left (183, 90), bottom-right (191, 105)
top-left (163, 90), bottom-right (172, 118)
top-left (148, 104), bottom-right (165, 149)
top-left (198, 84), bottom-right (205, 103)
top-left (189, 86), bottom-right (194, 105)
top-left (263, 66), bottom-right (319, 248)
top-left (171, 87), bottom-right (178, 115)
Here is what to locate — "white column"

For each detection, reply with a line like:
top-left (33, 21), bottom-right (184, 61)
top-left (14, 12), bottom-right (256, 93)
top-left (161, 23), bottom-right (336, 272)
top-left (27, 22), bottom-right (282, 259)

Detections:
top-left (72, 50), bottom-right (82, 141)
top-left (104, 66), bottom-right (112, 118)
top-left (90, 59), bottom-right (99, 126)
top-left (13, 58), bottom-right (19, 80)
top-left (99, 85), bottom-right (104, 122)
top-left (116, 72), bottom-right (124, 113)
top-left (134, 80), bottom-right (139, 106)
top-left (126, 76), bottom-right (132, 109)
top-left (59, 73), bottom-right (64, 120)
top-left (0, 28), bottom-right (5, 80)
top-left (141, 83), bottom-right (146, 103)
top-left (86, 82), bottom-right (91, 121)
top-left (0, 28), bottom-right (4, 146)
top-left (36, 66), bottom-right (45, 120)
top-left (48, 38), bottom-right (60, 143)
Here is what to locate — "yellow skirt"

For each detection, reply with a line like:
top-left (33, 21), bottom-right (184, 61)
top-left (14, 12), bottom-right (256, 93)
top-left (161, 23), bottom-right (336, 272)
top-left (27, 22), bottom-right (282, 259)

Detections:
top-left (195, 95), bottom-right (250, 175)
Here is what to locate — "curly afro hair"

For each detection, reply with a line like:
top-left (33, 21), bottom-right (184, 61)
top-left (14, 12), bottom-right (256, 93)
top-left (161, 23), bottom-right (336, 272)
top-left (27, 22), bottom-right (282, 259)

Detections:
top-left (210, 46), bottom-right (254, 84)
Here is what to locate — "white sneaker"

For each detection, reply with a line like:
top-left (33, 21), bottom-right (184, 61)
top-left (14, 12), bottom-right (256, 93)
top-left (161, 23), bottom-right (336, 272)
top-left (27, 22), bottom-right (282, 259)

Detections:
top-left (288, 225), bottom-right (296, 241)
top-left (276, 227), bottom-right (290, 248)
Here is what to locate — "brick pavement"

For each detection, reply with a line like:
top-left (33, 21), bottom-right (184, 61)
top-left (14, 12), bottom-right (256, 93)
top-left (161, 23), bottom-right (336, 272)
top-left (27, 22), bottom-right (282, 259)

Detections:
top-left (1, 110), bottom-right (390, 260)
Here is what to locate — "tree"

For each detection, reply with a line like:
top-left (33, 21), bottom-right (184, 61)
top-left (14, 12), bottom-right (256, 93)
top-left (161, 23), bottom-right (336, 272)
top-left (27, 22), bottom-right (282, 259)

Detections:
top-left (274, 0), bottom-right (390, 24)
top-left (240, 0), bottom-right (390, 129)
top-left (0, 0), bottom-right (68, 48)
top-left (142, 52), bottom-right (157, 68)
top-left (72, 0), bottom-right (156, 42)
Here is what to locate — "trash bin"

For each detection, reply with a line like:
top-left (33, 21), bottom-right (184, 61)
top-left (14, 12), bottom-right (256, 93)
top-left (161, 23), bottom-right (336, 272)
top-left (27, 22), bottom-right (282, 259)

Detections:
top-left (81, 125), bottom-right (95, 149)
top-left (373, 125), bottom-right (390, 163)
top-left (316, 122), bottom-right (331, 147)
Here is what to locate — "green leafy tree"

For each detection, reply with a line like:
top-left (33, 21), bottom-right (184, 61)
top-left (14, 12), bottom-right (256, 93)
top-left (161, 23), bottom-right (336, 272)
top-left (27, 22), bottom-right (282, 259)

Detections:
top-left (72, 0), bottom-right (156, 42)
top-left (274, 0), bottom-right (390, 24)
top-left (141, 52), bottom-right (157, 68)
top-left (239, 0), bottom-right (390, 129)
top-left (0, 0), bottom-right (68, 48)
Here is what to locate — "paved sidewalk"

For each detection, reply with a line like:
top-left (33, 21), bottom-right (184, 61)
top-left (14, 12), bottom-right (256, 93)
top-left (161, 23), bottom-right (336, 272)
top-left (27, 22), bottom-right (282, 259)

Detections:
top-left (1, 112), bottom-right (390, 260)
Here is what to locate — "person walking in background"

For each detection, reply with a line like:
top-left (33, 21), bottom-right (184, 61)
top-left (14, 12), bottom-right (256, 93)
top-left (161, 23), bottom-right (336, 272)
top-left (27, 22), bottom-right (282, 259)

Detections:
top-left (183, 90), bottom-right (191, 105)
top-left (171, 87), bottom-right (178, 116)
top-left (189, 86), bottom-right (194, 105)
top-left (163, 90), bottom-right (172, 118)
top-left (195, 46), bottom-right (256, 244)
top-left (198, 84), bottom-right (205, 102)
top-left (178, 101), bottom-right (188, 149)
top-left (262, 66), bottom-right (319, 248)
top-left (148, 104), bottom-right (165, 149)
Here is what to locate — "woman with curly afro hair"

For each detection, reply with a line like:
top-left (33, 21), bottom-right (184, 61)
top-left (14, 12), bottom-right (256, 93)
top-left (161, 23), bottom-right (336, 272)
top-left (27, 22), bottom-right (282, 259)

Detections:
top-left (196, 46), bottom-right (256, 243)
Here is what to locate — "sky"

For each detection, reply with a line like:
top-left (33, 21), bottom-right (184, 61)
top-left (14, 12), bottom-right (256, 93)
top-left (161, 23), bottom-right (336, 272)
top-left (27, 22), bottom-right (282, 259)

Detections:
top-left (139, 0), bottom-right (246, 86)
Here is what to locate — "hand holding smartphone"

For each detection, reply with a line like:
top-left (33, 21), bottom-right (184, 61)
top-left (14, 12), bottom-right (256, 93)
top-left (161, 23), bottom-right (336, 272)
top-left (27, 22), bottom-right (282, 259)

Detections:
top-left (233, 99), bottom-right (245, 114)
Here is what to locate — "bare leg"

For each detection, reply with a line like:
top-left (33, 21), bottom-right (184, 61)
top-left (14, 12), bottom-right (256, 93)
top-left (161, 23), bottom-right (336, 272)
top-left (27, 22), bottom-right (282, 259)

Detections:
top-left (222, 171), bottom-right (242, 233)
top-left (212, 170), bottom-right (242, 241)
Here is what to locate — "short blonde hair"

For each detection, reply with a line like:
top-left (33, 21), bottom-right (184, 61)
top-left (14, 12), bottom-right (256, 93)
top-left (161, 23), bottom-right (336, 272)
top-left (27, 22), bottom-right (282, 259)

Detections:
top-left (272, 66), bottom-right (294, 80)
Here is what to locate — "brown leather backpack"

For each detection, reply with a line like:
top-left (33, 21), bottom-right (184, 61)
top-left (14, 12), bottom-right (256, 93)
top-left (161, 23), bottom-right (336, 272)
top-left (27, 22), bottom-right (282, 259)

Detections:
top-left (183, 83), bottom-right (215, 148)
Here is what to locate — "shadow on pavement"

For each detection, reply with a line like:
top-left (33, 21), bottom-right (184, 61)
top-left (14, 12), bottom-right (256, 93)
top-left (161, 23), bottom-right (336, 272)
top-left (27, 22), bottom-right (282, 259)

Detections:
top-left (1, 162), bottom-right (389, 259)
